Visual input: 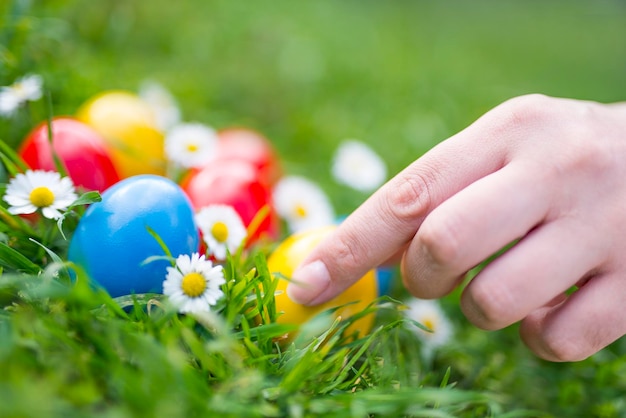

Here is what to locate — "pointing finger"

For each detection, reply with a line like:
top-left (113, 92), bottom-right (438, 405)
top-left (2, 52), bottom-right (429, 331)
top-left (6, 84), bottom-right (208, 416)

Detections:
top-left (287, 113), bottom-right (513, 305)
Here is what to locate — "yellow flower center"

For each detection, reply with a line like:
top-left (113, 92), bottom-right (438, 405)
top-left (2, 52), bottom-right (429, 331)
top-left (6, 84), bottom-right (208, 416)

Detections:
top-left (294, 204), bottom-right (307, 219)
top-left (423, 317), bottom-right (436, 332)
top-left (181, 272), bottom-right (207, 298)
top-left (211, 221), bottom-right (229, 243)
top-left (29, 186), bottom-right (55, 208)
top-left (186, 142), bottom-right (199, 153)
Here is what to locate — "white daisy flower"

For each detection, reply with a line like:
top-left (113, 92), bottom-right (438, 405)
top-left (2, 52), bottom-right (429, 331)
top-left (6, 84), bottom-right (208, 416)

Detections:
top-left (0, 74), bottom-right (44, 117)
top-left (3, 170), bottom-right (78, 220)
top-left (332, 139), bottom-right (387, 192)
top-left (138, 80), bottom-right (181, 131)
top-left (164, 122), bottom-right (218, 168)
top-left (163, 252), bottom-right (226, 314)
top-left (0, 90), bottom-right (19, 116)
top-left (272, 175), bottom-right (335, 233)
top-left (404, 298), bottom-right (453, 350)
top-left (195, 205), bottom-right (247, 261)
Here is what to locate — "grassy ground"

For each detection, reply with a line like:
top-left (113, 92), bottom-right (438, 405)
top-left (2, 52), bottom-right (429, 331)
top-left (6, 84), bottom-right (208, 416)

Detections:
top-left (1, 0), bottom-right (626, 417)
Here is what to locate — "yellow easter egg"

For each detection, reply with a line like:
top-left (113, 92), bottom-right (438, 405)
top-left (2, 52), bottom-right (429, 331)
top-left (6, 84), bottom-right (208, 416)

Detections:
top-left (76, 90), bottom-right (165, 178)
top-left (266, 226), bottom-right (377, 339)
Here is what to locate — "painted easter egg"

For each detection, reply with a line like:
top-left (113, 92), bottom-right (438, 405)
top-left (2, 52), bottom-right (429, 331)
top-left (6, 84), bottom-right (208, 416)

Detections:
top-left (215, 127), bottom-right (282, 187)
top-left (180, 159), bottom-right (280, 244)
top-left (266, 226), bottom-right (377, 339)
top-left (19, 117), bottom-right (120, 192)
top-left (68, 175), bottom-right (199, 297)
top-left (76, 90), bottom-right (166, 178)
top-left (376, 267), bottom-right (394, 296)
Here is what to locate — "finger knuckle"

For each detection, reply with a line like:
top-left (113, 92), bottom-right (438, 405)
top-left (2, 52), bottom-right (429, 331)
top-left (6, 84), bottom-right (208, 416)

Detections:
top-left (468, 94), bottom-right (558, 152)
top-left (503, 94), bottom-right (555, 121)
top-left (384, 167), bottom-right (437, 225)
top-left (418, 212), bottom-right (465, 267)
top-left (493, 94), bottom-right (556, 133)
top-left (552, 114), bottom-right (613, 178)
top-left (489, 95), bottom-right (615, 184)
top-left (400, 259), bottom-right (425, 297)
top-left (463, 279), bottom-right (515, 330)
top-left (540, 333), bottom-right (590, 362)
top-left (400, 251), bottom-right (435, 299)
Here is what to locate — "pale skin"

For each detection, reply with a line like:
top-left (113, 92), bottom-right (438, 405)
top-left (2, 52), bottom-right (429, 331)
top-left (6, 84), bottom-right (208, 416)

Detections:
top-left (287, 94), bottom-right (626, 362)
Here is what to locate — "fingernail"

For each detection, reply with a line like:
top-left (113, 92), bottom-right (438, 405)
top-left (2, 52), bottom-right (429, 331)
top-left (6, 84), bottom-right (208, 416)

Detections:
top-left (287, 260), bottom-right (331, 306)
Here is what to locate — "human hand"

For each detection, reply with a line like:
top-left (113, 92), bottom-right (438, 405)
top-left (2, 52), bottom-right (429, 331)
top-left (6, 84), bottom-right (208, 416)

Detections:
top-left (287, 94), bottom-right (626, 362)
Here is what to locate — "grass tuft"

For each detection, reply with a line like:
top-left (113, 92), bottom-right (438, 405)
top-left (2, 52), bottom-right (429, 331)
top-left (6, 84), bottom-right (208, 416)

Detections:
top-left (0, 249), bottom-right (517, 418)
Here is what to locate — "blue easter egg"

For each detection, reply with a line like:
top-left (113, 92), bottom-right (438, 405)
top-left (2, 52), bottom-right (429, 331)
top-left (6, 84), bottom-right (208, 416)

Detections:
top-left (376, 266), bottom-right (395, 296)
top-left (68, 175), bottom-right (199, 297)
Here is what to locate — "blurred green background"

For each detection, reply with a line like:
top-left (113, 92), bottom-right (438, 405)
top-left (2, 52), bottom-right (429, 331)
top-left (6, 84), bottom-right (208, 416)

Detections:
top-left (2, 1), bottom-right (626, 416)
top-left (2, 0), bottom-right (625, 213)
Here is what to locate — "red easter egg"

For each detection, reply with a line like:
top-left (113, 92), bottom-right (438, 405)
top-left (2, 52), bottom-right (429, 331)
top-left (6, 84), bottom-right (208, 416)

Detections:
top-left (19, 117), bottom-right (120, 192)
top-left (215, 128), bottom-right (282, 187)
top-left (180, 159), bottom-right (280, 244)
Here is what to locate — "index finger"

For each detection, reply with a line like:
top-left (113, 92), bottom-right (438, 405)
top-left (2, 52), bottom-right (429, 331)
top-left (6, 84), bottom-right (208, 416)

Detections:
top-left (287, 107), bottom-right (512, 306)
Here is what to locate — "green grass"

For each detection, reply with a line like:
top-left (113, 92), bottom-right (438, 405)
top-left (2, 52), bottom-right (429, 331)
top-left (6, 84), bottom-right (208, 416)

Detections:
top-left (0, 247), bottom-right (509, 417)
top-left (1, 1), bottom-right (626, 417)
